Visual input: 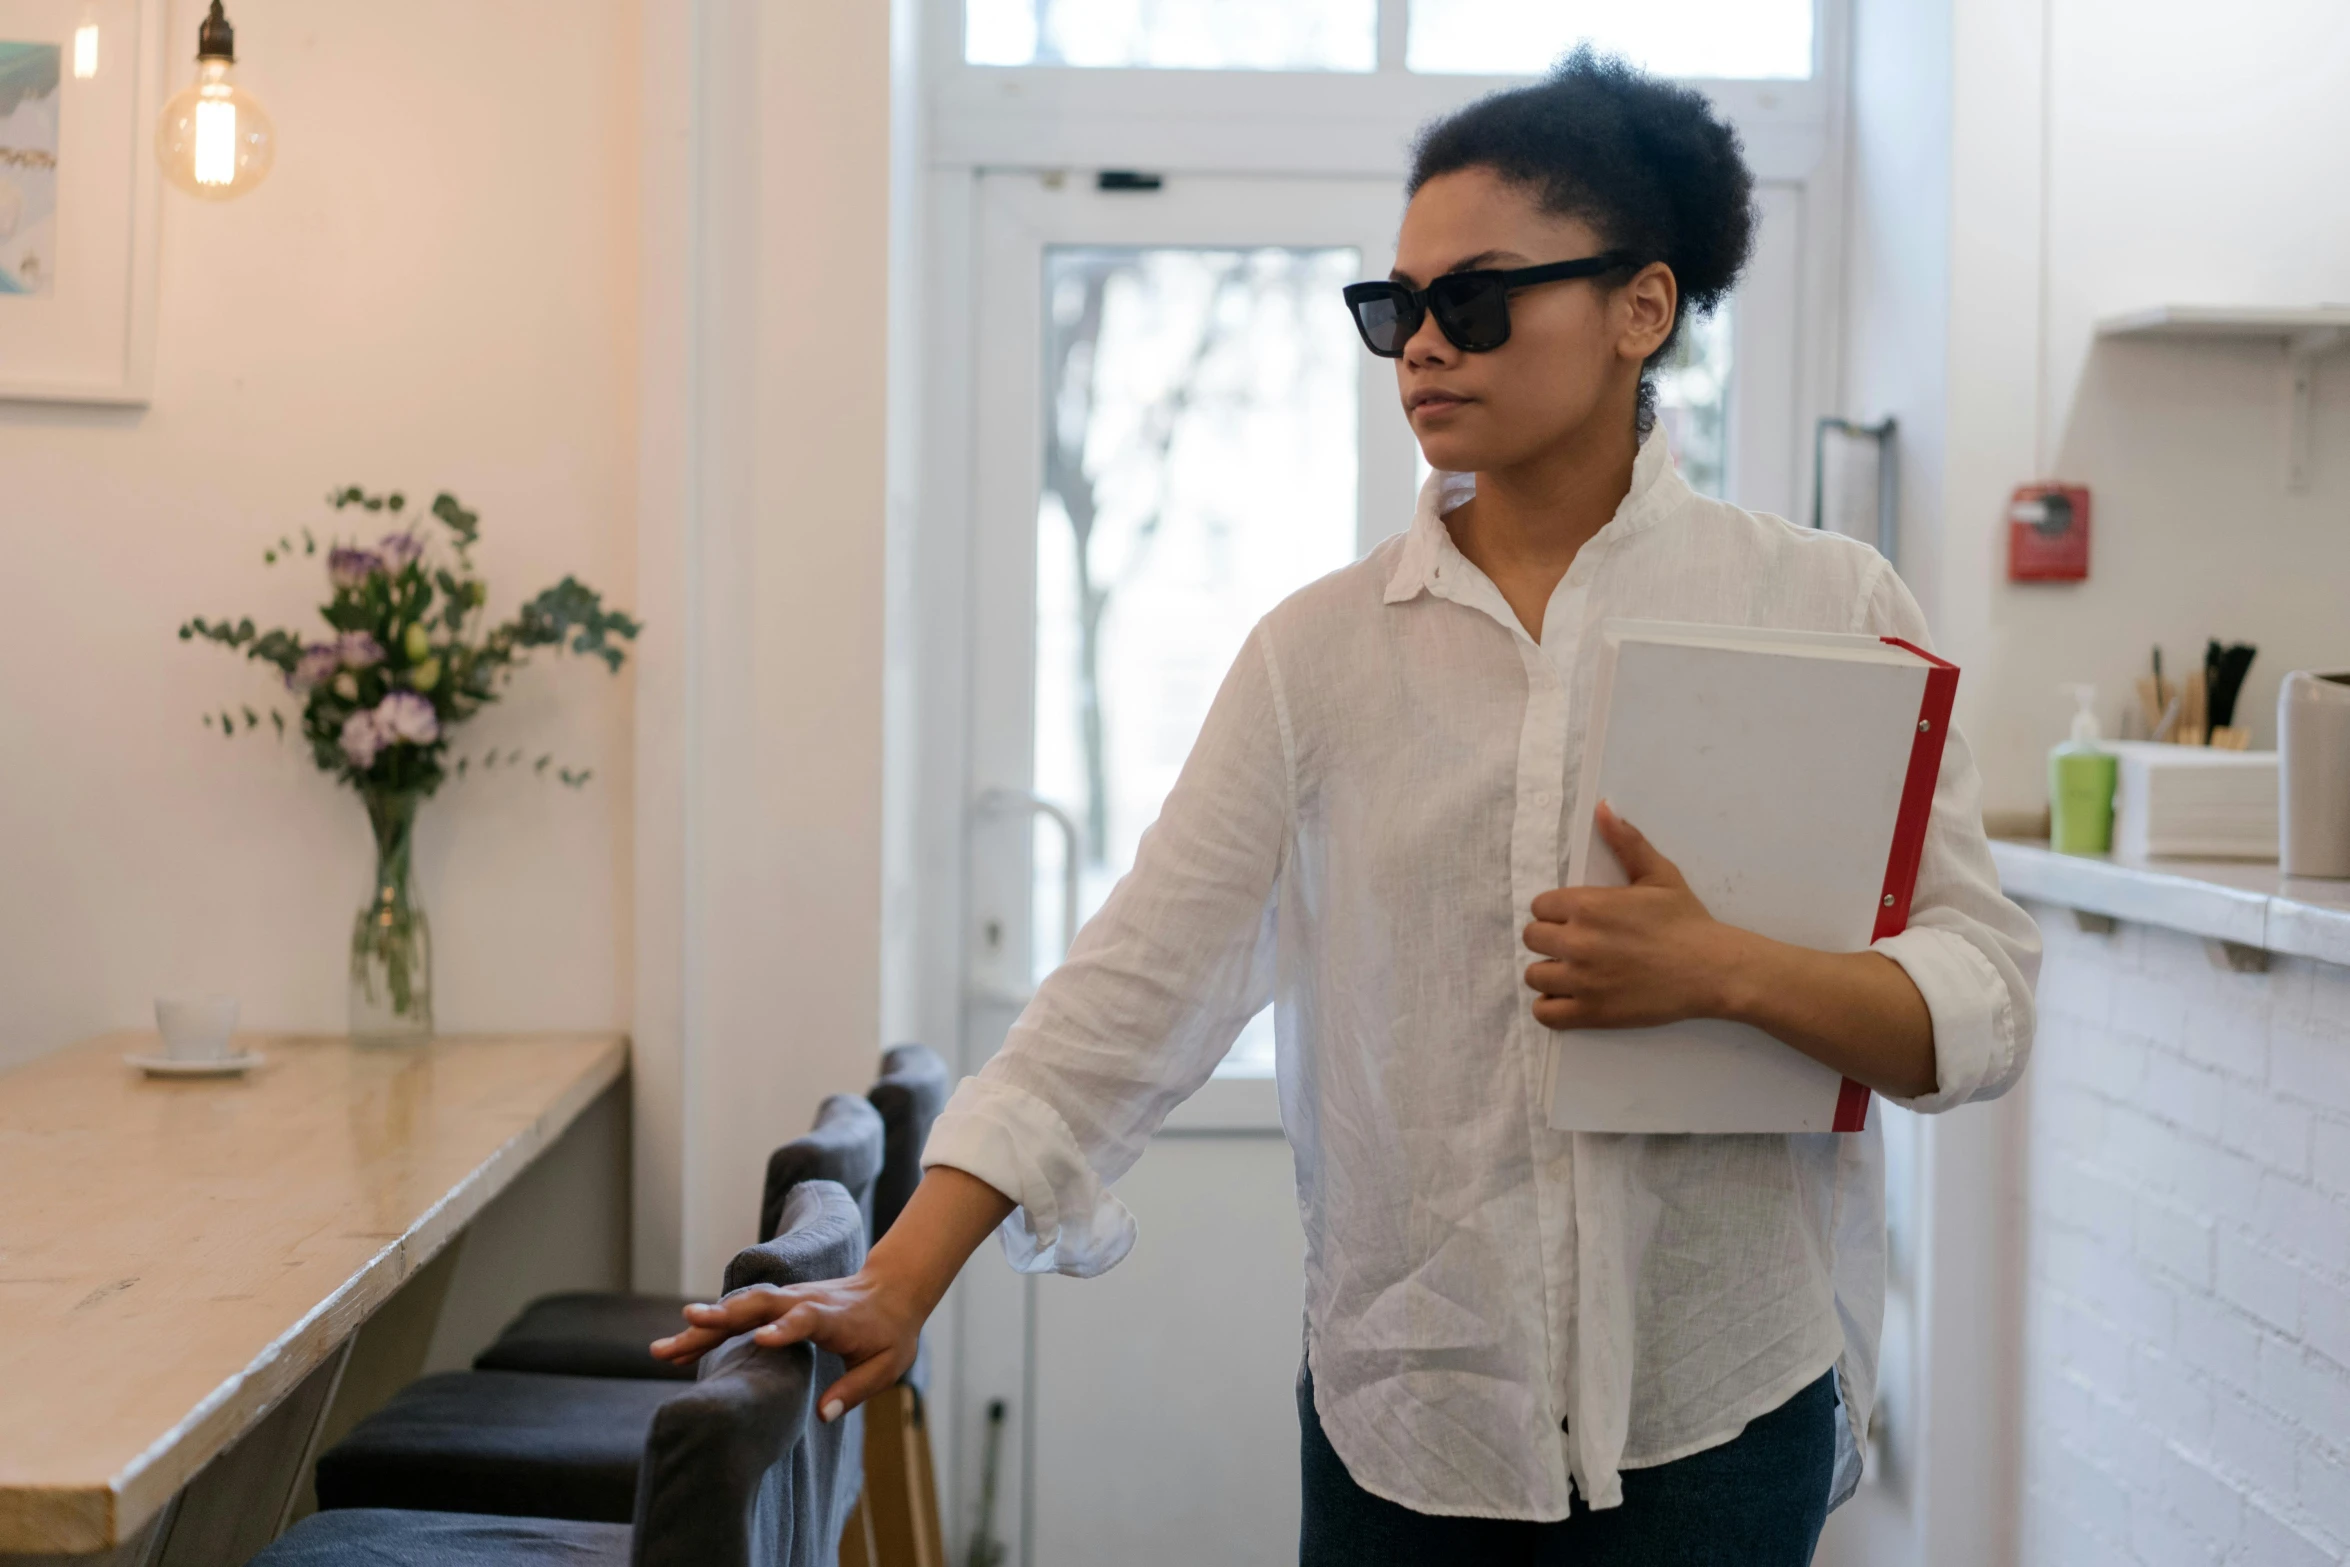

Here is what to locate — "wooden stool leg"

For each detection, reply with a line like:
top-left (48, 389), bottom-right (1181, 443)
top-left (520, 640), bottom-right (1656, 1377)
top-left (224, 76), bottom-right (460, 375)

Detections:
top-left (863, 1384), bottom-right (945, 1567)
top-left (840, 1495), bottom-right (880, 1567)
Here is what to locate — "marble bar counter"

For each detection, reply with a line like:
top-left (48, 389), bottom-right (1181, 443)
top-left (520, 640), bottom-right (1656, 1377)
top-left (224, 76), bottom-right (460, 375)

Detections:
top-left (1988, 838), bottom-right (2350, 970)
top-left (0, 1030), bottom-right (627, 1559)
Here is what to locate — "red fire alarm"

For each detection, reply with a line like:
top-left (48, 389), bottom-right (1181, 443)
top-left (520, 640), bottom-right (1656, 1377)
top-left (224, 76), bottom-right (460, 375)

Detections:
top-left (2008, 483), bottom-right (2091, 581)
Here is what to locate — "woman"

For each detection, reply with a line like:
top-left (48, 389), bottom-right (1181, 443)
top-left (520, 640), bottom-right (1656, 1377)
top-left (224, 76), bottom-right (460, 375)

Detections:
top-left (657, 49), bottom-right (2039, 1565)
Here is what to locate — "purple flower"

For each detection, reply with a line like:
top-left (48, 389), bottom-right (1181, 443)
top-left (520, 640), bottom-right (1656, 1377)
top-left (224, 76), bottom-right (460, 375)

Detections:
top-left (335, 631), bottom-right (383, 669)
top-left (376, 691), bottom-right (439, 745)
top-left (288, 644), bottom-right (340, 692)
top-left (328, 546), bottom-right (382, 590)
top-left (378, 532), bottom-right (424, 572)
top-left (340, 708), bottom-right (386, 769)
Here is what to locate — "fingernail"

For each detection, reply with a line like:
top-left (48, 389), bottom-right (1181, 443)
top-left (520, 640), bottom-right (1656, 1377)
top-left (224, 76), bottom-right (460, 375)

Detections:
top-left (821, 1399), bottom-right (844, 1424)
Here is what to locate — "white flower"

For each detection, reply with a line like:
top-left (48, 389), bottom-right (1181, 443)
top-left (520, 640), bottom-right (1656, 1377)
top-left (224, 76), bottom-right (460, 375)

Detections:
top-left (376, 692), bottom-right (439, 745)
top-left (340, 709), bottom-right (386, 769)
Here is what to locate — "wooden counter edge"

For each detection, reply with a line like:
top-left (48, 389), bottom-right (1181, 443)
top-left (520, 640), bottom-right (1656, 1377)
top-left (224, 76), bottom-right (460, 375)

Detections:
top-left (0, 1032), bottom-right (629, 1555)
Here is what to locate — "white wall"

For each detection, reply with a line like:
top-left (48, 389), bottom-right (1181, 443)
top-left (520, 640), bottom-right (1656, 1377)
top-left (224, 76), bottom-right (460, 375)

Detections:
top-left (1953, 0), bottom-right (2350, 815)
top-left (631, 0), bottom-right (896, 1293)
top-left (0, 0), bottom-right (639, 1070)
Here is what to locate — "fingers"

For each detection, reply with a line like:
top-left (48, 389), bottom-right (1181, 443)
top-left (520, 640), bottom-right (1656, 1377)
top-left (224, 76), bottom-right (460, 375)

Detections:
top-left (1532, 994), bottom-right (1589, 1031)
top-left (815, 1347), bottom-right (914, 1425)
top-left (1595, 800), bottom-right (1683, 889)
top-left (749, 1300), bottom-right (829, 1350)
top-left (1524, 958), bottom-right (1576, 998)
top-left (648, 1323), bottom-right (730, 1364)
top-left (1529, 887), bottom-right (1581, 924)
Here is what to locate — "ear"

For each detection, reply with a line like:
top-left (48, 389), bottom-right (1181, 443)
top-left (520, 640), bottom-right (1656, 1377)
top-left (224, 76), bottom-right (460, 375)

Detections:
top-left (1615, 262), bottom-right (1679, 365)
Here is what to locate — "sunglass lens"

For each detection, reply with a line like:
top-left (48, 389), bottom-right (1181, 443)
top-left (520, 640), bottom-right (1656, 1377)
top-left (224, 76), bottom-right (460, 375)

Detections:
top-left (1345, 285), bottom-right (1416, 357)
top-left (1429, 274), bottom-right (1511, 352)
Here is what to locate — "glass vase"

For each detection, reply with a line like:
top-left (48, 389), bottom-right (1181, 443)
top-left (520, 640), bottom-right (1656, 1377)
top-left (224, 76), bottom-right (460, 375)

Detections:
top-left (350, 790), bottom-right (433, 1044)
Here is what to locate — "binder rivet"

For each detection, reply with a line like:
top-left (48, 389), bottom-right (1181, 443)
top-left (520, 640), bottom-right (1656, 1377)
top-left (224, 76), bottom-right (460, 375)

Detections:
top-left (1918, 718), bottom-right (1932, 732)
top-left (1883, 893), bottom-right (1896, 907)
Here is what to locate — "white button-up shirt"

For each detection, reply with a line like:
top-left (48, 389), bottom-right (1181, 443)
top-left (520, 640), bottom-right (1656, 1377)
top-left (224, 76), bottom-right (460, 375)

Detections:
top-left (924, 433), bottom-right (2040, 1519)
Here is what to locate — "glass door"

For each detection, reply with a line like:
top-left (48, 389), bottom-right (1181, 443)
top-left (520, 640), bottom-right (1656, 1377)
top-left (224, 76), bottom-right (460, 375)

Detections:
top-left (956, 171), bottom-right (1414, 1567)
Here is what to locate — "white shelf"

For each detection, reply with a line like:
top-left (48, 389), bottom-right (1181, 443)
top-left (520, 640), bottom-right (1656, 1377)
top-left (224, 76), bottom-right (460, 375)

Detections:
top-left (2096, 305), bottom-right (2350, 491)
top-left (2096, 303), bottom-right (2350, 339)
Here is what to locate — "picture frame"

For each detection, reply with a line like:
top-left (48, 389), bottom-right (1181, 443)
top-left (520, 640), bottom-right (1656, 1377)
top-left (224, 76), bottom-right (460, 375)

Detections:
top-left (0, 0), bottom-right (162, 403)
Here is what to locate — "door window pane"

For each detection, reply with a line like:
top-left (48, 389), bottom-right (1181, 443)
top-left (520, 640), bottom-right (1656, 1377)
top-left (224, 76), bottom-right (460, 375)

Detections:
top-left (969, 0), bottom-right (1377, 70)
top-left (1407, 0), bottom-right (1813, 79)
top-left (1033, 246), bottom-right (1360, 1075)
top-left (1655, 301), bottom-right (1733, 499)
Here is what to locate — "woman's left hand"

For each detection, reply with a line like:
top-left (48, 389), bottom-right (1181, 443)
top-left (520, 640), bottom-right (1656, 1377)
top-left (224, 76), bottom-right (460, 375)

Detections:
top-left (1522, 800), bottom-right (1751, 1030)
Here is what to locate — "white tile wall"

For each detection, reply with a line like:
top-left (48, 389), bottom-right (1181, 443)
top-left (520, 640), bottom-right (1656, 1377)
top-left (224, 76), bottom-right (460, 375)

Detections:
top-left (2021, 900), bottom-right (2350, 1565)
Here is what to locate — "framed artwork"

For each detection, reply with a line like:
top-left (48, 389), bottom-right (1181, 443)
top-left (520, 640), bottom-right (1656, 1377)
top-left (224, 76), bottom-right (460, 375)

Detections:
top-left (0, 0), bottom-right (161, 403)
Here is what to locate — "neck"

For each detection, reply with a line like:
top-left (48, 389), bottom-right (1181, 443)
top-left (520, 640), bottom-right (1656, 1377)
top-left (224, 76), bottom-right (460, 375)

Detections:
top-left (1445, 409), bottom-right (1641, 626)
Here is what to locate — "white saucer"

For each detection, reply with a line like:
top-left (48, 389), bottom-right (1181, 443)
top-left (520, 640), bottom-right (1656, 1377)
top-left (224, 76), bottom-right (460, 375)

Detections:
top-left (126, 1050), bottom-right (266, 1078)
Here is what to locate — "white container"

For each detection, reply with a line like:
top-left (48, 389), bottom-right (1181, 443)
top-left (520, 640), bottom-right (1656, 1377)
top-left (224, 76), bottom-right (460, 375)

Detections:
top-left (2110, 740), bottom-right (2279, 861)
top-left (2280, 671), bottom-right (2350, 878)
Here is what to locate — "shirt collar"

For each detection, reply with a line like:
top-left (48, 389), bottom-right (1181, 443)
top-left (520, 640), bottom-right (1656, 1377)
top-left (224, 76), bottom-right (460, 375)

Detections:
top-left (1382, 430), bottom-right (1687, 606)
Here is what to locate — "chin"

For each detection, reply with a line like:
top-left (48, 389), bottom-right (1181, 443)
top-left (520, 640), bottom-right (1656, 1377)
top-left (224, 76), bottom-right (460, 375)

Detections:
top-left (1411, 427), bottom-right (1491, 475)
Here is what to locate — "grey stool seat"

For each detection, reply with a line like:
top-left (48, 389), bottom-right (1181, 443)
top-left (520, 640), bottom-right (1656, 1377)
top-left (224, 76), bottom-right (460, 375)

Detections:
top-left (265, 1182), bottom-right (868, 1567)
top-left (474, 1094), bottom-right (884, 1383)
top-left (313, 1369), bottom-right (679, 1522)
top-left (245, 1509), bottom-right (630, 1565)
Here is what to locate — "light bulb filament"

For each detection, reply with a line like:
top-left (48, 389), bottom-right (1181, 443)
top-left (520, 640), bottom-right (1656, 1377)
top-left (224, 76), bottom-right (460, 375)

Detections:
top-left (193, 95), bottom-right (238, 186)
top-left (72, 23), bottom-right (100, 80)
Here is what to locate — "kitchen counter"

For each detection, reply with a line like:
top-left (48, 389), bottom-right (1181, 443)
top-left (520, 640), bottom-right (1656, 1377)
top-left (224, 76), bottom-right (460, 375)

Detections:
top-left (1988, 838), bottom-right (2350, 968)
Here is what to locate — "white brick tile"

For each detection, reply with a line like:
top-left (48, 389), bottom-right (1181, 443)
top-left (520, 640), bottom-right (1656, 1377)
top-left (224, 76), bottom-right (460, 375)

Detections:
top-left (2272, 1018), bottom-right (2350, 1117)
top-left (2044, 1156), bottom-right (2136, 1241)
top-left (2041, 956), bottom-right (2116, 1029)
top-left (2182, 1000), bottom-right (2273, 1082)
top-left (2116, 972), bottom-right (2194, 1051)
top-left (2158, 1443), bottom-right (2247, 1549)
top-left (2129, 1504), bottom-right (2230, 1567)
top-left (2314, 1117), bottom-right (2350, 1198)
top-left (2149, 1053), bottom-right (2234, 1139)
top-left (2305, 1269), bottom-right (2350, 1372)
top-left (2217, 1232), bottom-right (2304, 1337)
top-left (2133, 1346), bottom-right (2216, 1448)
top-left (2056, 1293), bottom-right (2137, 1387)
top-left (2047, 1442), bottom-right (2136, 1544)
top-left (2258, 1340), bottom-right (2350, 1455)
top-left (2258, 1174), bottom-right (2350, 1275)
top-left (2139, 1195), bottom-right (2218, 1289)
top-left (2177, 1289), bottom-right (2267, 1397)
top-left (2039, 1081), bottom-right (2113, 1160)
top-left (2297, 1447), bottom-right (2350, 1544)
top-left (2210, 1393), bottom-right (2305, 1496)
top-left (2222, 1085), bottom-right (2314, 1179)
top-left (2171, 1140), bottom-right (2265, 1220)
top-left (2306, 961), bottom-right (2350, 1035)
top-left (2238, 1493), bottom-right (2339, 1567)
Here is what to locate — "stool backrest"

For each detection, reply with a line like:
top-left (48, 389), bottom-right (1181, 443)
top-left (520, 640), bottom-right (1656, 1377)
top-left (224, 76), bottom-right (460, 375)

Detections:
top-left (759, 1092), bottom-right (885, 1245)
top-left (633, 1180), bottom-right (868, 1567)
top-left (867, 1043), bottom-right (951, 1242)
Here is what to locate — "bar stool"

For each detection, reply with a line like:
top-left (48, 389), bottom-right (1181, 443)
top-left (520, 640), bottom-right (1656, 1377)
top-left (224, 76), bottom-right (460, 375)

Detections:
top-left (850, 1045), bottom-right (950, 1567)
top-left (251, 1179), bottom-right (868, 1567)
top-left (476, 1092), bottom-right (887, 1382)
top-left (313, 1096), bottom-right (884, 1522)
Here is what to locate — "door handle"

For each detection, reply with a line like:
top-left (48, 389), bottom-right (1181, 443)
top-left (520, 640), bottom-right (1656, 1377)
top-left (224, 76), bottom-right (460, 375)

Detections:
top-left (970, 788), bottom-right (1083, 1007)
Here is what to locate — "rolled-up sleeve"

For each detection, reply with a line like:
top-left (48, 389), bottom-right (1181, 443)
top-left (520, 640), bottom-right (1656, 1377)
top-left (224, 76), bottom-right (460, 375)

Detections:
top-left (922, 627), bottom-right (1292, 1275)
top-left (1858, 563), bottom-right (2043, 1113)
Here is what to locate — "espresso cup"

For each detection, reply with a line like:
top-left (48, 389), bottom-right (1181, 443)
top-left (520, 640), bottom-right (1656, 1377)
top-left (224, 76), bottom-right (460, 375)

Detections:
top-left (155, 995), bottom-right (239, 1063)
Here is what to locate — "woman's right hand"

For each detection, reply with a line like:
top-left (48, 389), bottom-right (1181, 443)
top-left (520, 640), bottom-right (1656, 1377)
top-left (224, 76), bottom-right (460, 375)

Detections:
top-left (651, 1267), bottom-right (926, 1422)
top-left (649, 1163), bottom-right (1018, 1422)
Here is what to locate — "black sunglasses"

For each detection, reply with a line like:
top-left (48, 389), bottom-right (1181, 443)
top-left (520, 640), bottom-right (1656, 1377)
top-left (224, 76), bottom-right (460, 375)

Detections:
top-left (1342, 252), bottom-right (1642, 357)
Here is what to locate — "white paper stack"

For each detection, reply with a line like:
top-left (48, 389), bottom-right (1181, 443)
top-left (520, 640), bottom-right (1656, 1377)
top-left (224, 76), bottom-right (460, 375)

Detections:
top-left (2109, 740), bottom-right (2279, 861)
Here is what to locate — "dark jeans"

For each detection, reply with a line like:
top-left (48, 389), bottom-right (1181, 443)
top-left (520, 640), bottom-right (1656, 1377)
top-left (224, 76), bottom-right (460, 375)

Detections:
top-left (1298, 1368), bottom-right (1838, 1566)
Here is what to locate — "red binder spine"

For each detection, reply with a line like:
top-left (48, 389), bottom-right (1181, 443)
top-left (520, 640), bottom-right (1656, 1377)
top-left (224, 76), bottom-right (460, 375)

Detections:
top-left (1832, 636), bottom-right (1961, 1133)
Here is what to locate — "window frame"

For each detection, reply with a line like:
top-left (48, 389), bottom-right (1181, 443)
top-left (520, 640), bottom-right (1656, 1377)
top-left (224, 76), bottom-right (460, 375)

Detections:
top-left (926, 0), bottom-right (1837, 185)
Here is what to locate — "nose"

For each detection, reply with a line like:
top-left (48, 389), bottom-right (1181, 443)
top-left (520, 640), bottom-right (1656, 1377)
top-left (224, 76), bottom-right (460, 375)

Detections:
top-left (1402, 305), bottom-right (1457, 369)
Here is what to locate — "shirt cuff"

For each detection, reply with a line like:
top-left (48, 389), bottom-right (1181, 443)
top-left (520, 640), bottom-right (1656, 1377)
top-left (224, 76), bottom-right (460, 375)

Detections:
top-left (1872, 925), bottom-right (2017, 1113)
top-left (921, 1074), bottom-right (1139, 1278)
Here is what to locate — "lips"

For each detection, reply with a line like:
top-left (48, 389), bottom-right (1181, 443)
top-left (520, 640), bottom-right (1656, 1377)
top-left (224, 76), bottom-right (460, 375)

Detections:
top-left (1407, 390), bottom-right (1471, 414)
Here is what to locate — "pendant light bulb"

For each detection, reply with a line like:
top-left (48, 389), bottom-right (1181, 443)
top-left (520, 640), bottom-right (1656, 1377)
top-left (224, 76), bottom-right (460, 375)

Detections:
top-left (155, 1), bottom-right (273, 200)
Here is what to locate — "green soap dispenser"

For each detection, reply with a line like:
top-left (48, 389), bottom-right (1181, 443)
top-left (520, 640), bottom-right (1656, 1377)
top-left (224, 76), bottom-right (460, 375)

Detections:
top-left (2049, 683), bottom-right (2117, 854)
